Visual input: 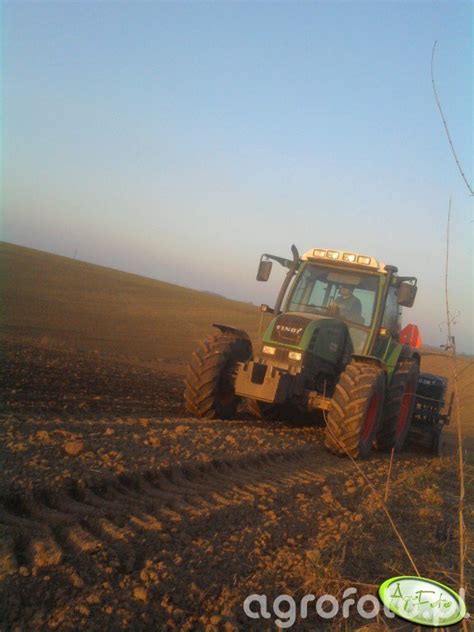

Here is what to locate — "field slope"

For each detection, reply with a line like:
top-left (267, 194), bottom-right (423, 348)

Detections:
top-left (0, 242), bottom-right (260, 365)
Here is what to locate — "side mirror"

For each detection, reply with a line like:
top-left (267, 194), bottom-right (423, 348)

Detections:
top-left (260, 303), bottom-right (274, 314)
top-left (257, 259), bottom-right (272, 282)
top-left (397, 282), bottom-right (417, 307)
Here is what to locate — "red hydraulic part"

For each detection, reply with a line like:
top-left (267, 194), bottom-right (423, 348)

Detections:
top-left (399, 324), bottom-right (422, 349)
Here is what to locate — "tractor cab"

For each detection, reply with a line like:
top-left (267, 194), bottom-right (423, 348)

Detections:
top-left (256, 246), bottom-right (417, 375)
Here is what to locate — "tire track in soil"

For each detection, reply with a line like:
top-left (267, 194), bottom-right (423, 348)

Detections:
top-left (0, 445), bottom-right (344, 581)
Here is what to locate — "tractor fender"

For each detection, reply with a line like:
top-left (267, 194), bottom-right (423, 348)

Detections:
top-left (212, 323), bottom-right (251, 342)
top-left (383, 344), bottom-right (421, 386)
top-left (351, 354), bottom-right (386, 370)
top-left (398, 344), bottom-right (421, 367)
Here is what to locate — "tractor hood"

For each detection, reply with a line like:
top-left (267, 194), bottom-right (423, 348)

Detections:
top-left (261, 311), bottom-right (354, 369)
top-left (269, 313), bottom-right (314, 346)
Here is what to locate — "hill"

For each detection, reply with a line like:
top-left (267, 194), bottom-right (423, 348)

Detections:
top-left (0, 242), bottom-right (261, 366)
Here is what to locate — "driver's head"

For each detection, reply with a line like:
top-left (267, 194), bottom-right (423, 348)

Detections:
top-left (339, 284), bottom-right (353, 298)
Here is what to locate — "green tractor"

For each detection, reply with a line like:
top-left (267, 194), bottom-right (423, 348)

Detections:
top-left (184, 245), bottom-right (422, 458)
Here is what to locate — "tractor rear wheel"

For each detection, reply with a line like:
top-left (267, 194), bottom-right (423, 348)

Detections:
top-left (376, 359), bottom-right (419, 452)
top-left (324, 362), bottom-right (385, 458)
top-left (184, 332), bottom-right (251, 419)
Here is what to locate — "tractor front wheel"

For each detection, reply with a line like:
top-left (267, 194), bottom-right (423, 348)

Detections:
top-left (324, 362), bottom-right (385, 458)
top-left (376, 359), bottom-right (419, 452)
top-left (184, 332), bottom-right (251, 419)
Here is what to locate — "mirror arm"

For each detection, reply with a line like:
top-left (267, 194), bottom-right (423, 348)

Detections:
top-left (261, 253), bottom-right (293, 269)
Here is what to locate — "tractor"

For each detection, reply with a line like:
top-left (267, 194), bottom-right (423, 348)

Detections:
top-left (184, 245), bottom-right (442, 458)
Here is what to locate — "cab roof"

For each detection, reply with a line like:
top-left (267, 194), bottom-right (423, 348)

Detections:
top-left (301, 248), bottom-right (387, 273)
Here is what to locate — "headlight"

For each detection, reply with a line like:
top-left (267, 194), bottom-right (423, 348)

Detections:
top-left (262, 345), bottom-right (276, 355)
top-left (342, 253), bottom-right (356, 262)
top-left (288, 351), bottom-right (302, 361)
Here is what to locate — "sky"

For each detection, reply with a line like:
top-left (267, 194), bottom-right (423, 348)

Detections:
top-left (1, 1), bottom-right (473, 352)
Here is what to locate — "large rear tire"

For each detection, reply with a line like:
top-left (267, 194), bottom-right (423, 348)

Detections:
top-left (184, 332), bottom-right (251, 419)
top-left (376, 359), bottom-right (419, 452)
top-left (324, 362), bottom-right (385, 459)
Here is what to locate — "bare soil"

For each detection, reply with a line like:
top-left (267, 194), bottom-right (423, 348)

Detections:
top-left (1, 342), bottom-right (471, 631)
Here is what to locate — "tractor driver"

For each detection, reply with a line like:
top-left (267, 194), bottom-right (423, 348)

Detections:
top-left (334, 284), bottom-right (363, 323)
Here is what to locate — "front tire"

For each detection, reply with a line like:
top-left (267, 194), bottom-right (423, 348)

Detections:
top-left (324, 362), bottom-right (385, 458)
top-left (376, 359), bottom-right (419, 452)
top-left (184, 333), bottom-right (251, 419)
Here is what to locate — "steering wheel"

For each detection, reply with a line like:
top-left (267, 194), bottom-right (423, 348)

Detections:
top-left (308, 303), bottom-right (340, 317)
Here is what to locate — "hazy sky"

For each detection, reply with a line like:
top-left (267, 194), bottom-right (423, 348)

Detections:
top-left (2, 1), bottom-right (473, 352)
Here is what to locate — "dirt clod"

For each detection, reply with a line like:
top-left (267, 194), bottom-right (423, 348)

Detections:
top-left (63, 440), bottom-right (84, 456)
top-left (133, 587), bottom-right (147, 602)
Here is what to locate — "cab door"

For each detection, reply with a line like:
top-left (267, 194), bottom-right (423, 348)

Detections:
top-left (375, 286), bottom-right (402, 380)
